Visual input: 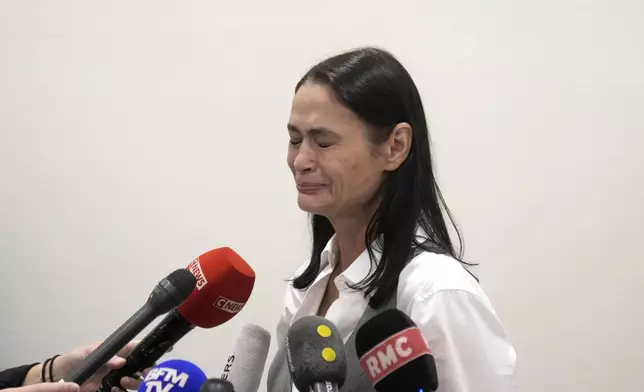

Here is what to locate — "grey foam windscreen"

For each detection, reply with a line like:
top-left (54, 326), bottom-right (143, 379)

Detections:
top-left (285, 316), bottom-right (347, 391)
top-left (221, 324), bottom-right (271, 392)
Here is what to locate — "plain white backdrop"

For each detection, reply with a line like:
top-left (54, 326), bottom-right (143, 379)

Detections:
top-left (1, 1), bottom-right (643, 391)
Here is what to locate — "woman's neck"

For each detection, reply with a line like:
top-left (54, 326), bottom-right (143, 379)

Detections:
top-left (329, 215), bottom-right (370, 272)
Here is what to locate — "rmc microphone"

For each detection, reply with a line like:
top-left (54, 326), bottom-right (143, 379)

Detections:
top-left (220, 324), bottom-right (270, 392)
top-left (99, 247), bottom-right (255, 392)
top-left (285, 316), bottom-right (347, 392)
top-left (355, 309), bottom-right (439, 392)
top-left (65, 268), bottom-right (196, 386)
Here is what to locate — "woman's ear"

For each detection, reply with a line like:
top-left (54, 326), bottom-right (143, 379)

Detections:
top-left (383, 122), bottom-right (412, 171)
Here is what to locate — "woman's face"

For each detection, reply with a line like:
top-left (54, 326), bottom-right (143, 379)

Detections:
top-left (286, 82), bottom-right (390, 219)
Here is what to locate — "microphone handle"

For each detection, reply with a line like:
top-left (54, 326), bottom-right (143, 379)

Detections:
top-left (97, 309), bottom-right (195, 392)
top-left (310, 382), bottom-right (338, 392)
top-left (66, 303), bottom-right (160, 385)
top-left (200, 379), bottom-right (235, 392)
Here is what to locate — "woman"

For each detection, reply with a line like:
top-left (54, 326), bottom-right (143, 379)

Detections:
top-left (267, 47), bottom-right (516, 391)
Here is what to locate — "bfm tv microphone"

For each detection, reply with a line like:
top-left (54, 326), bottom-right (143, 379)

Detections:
top-left (220, 324), bottom-right (270, 392)
top-left (137, 359), bottom-right (207, 392)
top-left (200, 379), bottom-right (235, 392)
top-left (355, 309), bottom-right (439, 392)
top-left (285, 316), bottom-right (347, 392)
top-left (65, 269), bottom-right (196, 386)
top-left (99, 247), bottom-right (255, 392)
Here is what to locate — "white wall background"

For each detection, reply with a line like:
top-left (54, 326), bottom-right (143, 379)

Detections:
top-left (1, 1), bottom-right (643, 391)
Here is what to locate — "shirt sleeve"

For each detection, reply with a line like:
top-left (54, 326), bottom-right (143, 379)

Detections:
top-left (407, 289), bottom-right (517, 392)
top-left (0, 363), bottom-right (40, 389)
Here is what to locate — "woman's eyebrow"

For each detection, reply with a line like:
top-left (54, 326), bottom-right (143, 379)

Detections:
top-left (287, 123), bottom-right (338, 136)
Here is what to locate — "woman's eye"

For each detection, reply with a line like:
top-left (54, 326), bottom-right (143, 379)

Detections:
top-left (289, 139), bottom-right (301, 145)
top-left (317, 142), bottom-right (332, 148)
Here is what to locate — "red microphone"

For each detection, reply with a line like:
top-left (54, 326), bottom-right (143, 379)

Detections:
top-left (355, 309), bottom-right (439, 392)
top-left (98, 247), bottom-right (255, 392)
top-left (180, 247), bottom-right (255, 327)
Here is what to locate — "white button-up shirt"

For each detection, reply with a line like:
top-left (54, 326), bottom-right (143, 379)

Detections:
top-left (276, 235), bottom-right (516, 392)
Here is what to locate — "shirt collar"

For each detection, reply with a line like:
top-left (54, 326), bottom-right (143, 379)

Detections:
top-left (319, 227), bottom-right (431, 284)
top-left (321, 234), bottom-right (381, 285)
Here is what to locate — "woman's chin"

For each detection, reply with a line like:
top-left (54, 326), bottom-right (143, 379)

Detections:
top-left (297, 195), bottom-right (331, 215)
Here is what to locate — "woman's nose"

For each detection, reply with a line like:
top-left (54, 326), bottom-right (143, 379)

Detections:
top-left (293, 142), bottom-right (316, 173)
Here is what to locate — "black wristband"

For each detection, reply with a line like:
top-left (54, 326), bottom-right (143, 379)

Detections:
top-left (48, 355), bottom-right (60, 382)
top-left (41, 359), bottom-right (51, 383)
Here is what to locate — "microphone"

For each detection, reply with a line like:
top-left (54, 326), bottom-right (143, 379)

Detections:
top-left (355, 309), bottom-right (439, 392)
top-left (285, 316), bottom-right (347, 392)
top-left (220, 324), bottom-right (270, 392)
top-left (137, 359), bottom-right (207, 392)
top-left (200, 379), bottom-right (235, 392)
top-left (99, 247), bottom-right (255, 392)
top-left (65, 269), bottom-right (197, 385)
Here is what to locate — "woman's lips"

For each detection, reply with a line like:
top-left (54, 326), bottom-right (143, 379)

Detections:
top-left (296, 183), bottom-right (326, 194)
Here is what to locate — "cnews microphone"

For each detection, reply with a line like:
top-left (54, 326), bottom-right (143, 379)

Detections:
top-left (355, 309), bottom-right (439, 392)
top-left (99, 247), bottom-right (255, 392)
top-left (137, 359), bottom-right (207, 392)
top-left (220, 324), bottom-right (270, 392)
top-left (65, 269), bottom-right (197, 386)
top-left (285, 316), bottom-right (347, 392)
top-left (200, 379), bottom-right (235, 392)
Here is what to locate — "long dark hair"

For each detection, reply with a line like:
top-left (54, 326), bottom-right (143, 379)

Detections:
top-left (292, 47), bottom-right (474, 308)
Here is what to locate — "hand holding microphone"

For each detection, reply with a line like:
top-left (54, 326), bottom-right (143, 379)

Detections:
top-left (99, 248), bottom-right (256, 392)
top-left (5, 341), bottom-right (148, 392)
top-left (54, 341), bottom-right (146, 392)
top-left (64, 269), bottom-right (197, 386)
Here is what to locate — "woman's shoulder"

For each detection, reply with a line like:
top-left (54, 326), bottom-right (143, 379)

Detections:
top-left (398, 250), bottom-right (486, 300)
top-left (283, 256), bottom-right (317, 298)
top-left (289, 259), bottom-right (310, 280)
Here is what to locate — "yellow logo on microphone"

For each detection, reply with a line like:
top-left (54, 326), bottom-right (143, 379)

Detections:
top-left (316, 323), bottom-right (336, 363)
top-left (321, 347), bottom-right (337, 362)
top-left (317, 324), bottom-right (332, 338)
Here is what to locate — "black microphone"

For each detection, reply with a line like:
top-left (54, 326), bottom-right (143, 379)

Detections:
top-left (64, 268), bottom-right (197, 386)
top-left (97, 309), bottom-right (194, 392)
top-left (355, 309), bottom-right (439, 392)
top-left (200, 379), bottom-right (235, 392)
top-left (285, 316), bottom-right (347, 392)
top-left (97, 248), bottom-right (256, 392)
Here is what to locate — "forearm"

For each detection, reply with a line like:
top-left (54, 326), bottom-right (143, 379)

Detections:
top-left (22, 357), bottom-right (67, 386)
top-left (22, 364), bottom-right (43, 386)
top-left (0, 364), bottom-right (40, 389)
